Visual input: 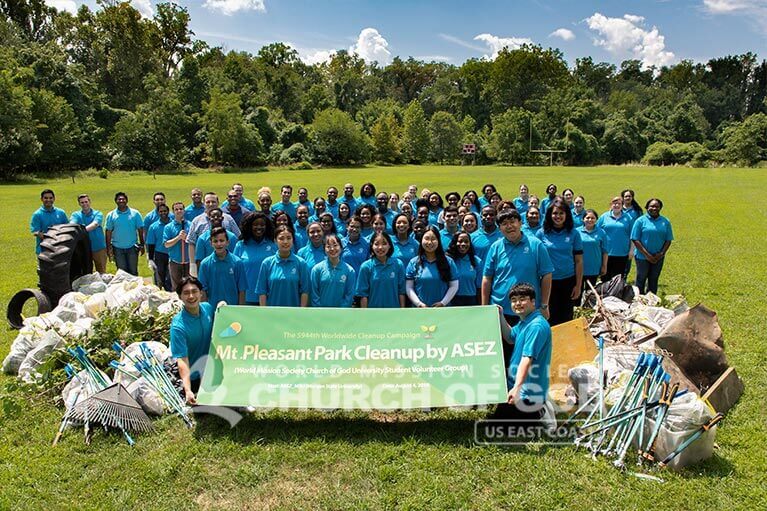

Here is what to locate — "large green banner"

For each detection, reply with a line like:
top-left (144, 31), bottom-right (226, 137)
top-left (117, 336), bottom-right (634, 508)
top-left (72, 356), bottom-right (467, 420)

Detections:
top-left (196, 305), bottom-right (507, 409)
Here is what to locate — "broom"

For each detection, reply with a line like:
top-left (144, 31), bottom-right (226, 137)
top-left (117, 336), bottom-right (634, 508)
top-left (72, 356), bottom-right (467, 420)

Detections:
top-left (69, 383), bottom-right (154, 446)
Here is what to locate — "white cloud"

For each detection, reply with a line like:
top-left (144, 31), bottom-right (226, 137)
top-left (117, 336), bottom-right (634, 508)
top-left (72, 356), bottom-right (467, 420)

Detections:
top-left (703, 0), bottom-right (762, 13)
top-left (438, 33), bottom-right (487, 53)
top-left (549, 28), bottom-right (575, 41)
top-left (203, 0), bottom-right (266, 16)
top-left (585, 13), bottom-right (675, 69)
top-left (473, 33), bottom-right (534, 59)
top-left (414, 55), bottom-right (452, 63)
top-left (46, 0), bottom-right (77, 14)
top-left (131, 0), bottom-right (154, 18)
top-left (301, 49), bottom-right (335, 65)
top-left (349, 28), bottom-right (392, 64)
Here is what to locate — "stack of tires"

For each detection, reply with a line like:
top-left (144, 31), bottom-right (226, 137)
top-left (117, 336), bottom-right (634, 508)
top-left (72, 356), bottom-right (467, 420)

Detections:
top-left (7, 224), bottom-right (93, 329)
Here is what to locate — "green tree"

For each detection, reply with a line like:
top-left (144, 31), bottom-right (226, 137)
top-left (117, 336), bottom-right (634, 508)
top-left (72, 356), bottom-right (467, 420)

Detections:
top-left (30, 88), bottom-right (80, 169)
top-left (0, 68), bottom-right (39, 176)
top-left (200, 88), bottom-right (264, 166)
top-left (667, 95), bottom-right (710, 143)
top-left (370, 112), bottom-right (401, 163)
top-left (153, 2), bottom-right (194, 78)
top-left (401, 100), bottom-right (430, 164)
top-left (601, 112), bottom-right (644, 163)
top-left (721, 113), bottom-right (767, 166)
top-left (487, 108), bottom-right (536, 164)
top-left (310, 108), bottom-right (369, 165)
top-left (429, 111), bottom-right (462, 164)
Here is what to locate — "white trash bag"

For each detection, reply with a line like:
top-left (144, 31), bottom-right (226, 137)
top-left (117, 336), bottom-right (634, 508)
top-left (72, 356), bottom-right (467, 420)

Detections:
top-left (127, 377), bottom-right (165, 416)
top-left (18, 329), bottom-right (66, 382)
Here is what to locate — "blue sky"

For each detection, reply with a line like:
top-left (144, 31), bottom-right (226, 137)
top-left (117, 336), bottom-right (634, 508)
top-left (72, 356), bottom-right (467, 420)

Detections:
top-left (49, 1), bottom-right (767, 68)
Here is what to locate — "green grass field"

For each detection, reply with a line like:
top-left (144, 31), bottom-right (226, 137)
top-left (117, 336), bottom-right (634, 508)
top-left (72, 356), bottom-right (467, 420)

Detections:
top-left (0, 165), bottom-right (765, 510)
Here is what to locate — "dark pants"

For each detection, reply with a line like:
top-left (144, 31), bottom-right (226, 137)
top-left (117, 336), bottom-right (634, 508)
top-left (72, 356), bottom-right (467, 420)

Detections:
top-left (583, 275), bottom-right (598, 290)
top-left (635, 257), bottom-right (665, 294)
top-left (451, 294), bottom-right (478, 306)
top-left (113, 246), bottom-right (139, 276)
top-left (604, 255), bottom-right (628, 281)
top-left (549, 276), bottom-right (576, 326)
top-left (169, 261), bottom-right (189, 291)
top-left (491, 399), bottom-right (544, 427)
top-left (153, 252), bottom-right (172, 291)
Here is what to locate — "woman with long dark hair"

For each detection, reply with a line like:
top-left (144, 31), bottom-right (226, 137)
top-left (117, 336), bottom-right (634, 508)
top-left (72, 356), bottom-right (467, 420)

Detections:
top-left (356, 232), bottom-right (405, 308)
top-left (392, 213), bottom-right (418, 269)
top-left (234, 212), bottom-right (276, 305)
top-left (355, 204), bottom-right (376, 239)
top-left (310, 233), bottom-right (356, 307)
top-left (540, 183), bottom-right (557, 218)
top-left (256, 224), bottom-right (310, 307)
top-left (427, 192), bottom-right (444, 227)
top-left (447, 232), bottom-right (482, 306)
top-left (536, 198), bottom-right (583, 325)
top-left (405, 226), bottom-right (458, 307)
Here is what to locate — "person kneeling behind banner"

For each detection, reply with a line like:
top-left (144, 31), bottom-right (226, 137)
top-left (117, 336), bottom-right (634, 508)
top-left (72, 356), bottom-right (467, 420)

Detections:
top-left (492, 283), bottom-right (552, 428)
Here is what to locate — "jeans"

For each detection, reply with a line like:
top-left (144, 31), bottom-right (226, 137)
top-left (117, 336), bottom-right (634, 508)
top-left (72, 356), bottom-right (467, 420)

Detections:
top-left (153, 251), bottom-right (172, 291)
top-left (635, 257), bottom-right (665, 294)
top-left (113, 246), bottom-right (139, 276)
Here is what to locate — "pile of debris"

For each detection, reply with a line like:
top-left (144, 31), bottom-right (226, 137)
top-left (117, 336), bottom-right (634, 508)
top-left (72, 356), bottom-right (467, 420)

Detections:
top-left (564, 277), bottom-right (744, 470)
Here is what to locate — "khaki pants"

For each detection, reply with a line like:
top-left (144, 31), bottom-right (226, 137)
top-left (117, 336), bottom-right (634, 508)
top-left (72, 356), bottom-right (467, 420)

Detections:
top-left (92, 249), bottom-right (107, 274)
top-left (169, 261), bottom-right (190, 291)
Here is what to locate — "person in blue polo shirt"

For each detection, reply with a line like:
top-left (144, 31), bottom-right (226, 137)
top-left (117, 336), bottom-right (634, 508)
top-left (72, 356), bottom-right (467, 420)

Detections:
top-left (357, 182), bottom-right (377, 208)
top-left (197, 227), bottom-right (247, 307)
top-left (339, 183), bottom-right (358, 215)
top-left (164, 202), bottom-right (191, 291)
top-left (631, 198), bottom-right (673, 295)
top-left (341, 217), bottom-right (370, 276)
top-left (439, 206), bottom-right (461, 248)
top-left (293, 205), bottom-right (311, 249)
top-left (492, 283), bottom-right (552, 428)
top-left (272, 185), bottom-right (298, 221)
top-left (513, 184), bottom-right (530, 216)
top-left (222, 189), bottom-right (251, 226)
top-left (30, 189), bottom-right (68, 255)
top-left (105, 192), bottom-right (144, 276)
top-left (356, 232), bottom-right (405, 308)
top-left (70, 193), bottom-right (106, 273)
top-left (194, 208), bottom-right (237, 265)
top-left (234, 212), bottom-right (276, 305)
top-left (326, 186), bottom-right (340, 217)
top-left (311, 234), bottom-right (356, 307)
top-left (257, 225), bottom-right (310, 307)
top-left (522, 207), bottom-right (542, 237)
top-left (293, 187), bottom-right (315, 216)
top-left (392, 214), bottom-right (418, 269)
top-left (170, 276), bottom-right (214, 405)
top-left (478, 184), bottom-right (496, 209)
top-left (446, 232), bottom-right (483, 306)
top-left (142, 192), bottom-right (166, 237)
top-left (146, 203), bottom-right (172, 290)
top-left (406, 227), bottom-right (459, 307)
top-left (297, 222), bottom-right (326, 268)
top-left (540, 183), bottom-right (557, 218)
top-left (536, 198), bottom-right (583, 326)
top-left (184, 188), bottom-right (205, 221)
top-left (375, 192), bottom-right (397, 232)
top-left (577, 209), bottom-right (608, 290)
top-left (471, 206), bottom-right (502, 265)
top-left (597, 196), bottom-right (633, 281)
top-left (482, 209), bottom-right (553, 366)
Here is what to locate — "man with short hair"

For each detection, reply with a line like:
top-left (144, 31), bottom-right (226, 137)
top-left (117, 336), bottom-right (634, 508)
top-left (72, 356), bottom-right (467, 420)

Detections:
top-left (326, 186), bottom-right (340, 217)
top-left (194, 208), bottom-right (237, 265)
top-left (184, 188), bottom-right (205, 221)
top-left (223, 189), bottom-right (251, 226)
top-left (338, 183), bottom-right (358, 215)
top-left (30, 189), bottom-right (68, 255)
top-left (482, 209), bottom-right (552, 365)
top-left (105, 192), bottom-right (144, 275)
top-left (187, 192), bottom-right (240, 274)
top-left (439, 205), bottom-right (461, 247)
top-left (146, 203), bottom-right (172, 290)
top-left (272, 185), bottom-right (297, 221)
top-left (492, 282), bottom-right (552, 427)
top-left (232, 183), bottom-right (255, 211)
top-left (71, 194), bottom-right (107, 273)
top-left (164, 202), bottom-right (190, 291)
top-left (143, 192), bottom-right (166, 236)
top-left (294, 205), bottom-right (310, 249)
top-left (375, 192), bottom-right (396, 233)
top-left (471, 206), bottom-right (502, 264)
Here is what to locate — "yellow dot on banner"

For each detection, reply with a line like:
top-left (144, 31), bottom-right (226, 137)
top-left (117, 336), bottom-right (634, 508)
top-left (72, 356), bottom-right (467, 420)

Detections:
top-left (220, 322), bottom-right (242, 338)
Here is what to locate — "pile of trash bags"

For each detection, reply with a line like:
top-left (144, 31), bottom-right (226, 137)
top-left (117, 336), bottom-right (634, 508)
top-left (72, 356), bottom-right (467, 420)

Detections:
top-left (2, 270), bottom-right (182, 417)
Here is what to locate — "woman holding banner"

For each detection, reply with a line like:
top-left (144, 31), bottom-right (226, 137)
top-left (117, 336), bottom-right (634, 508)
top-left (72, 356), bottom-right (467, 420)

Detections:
top-left (405, 226), bottom-right (458, 308)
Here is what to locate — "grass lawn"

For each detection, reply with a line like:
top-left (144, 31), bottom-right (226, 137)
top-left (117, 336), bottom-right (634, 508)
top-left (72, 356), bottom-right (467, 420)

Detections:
top-left (0, 165), bottom-right (764, 510)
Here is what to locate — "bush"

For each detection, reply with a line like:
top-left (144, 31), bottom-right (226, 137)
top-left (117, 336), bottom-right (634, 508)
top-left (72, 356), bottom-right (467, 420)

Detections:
top-left (98, 168), bottom-right (109, 179)
top-left (279, 143), bottom-right (310, 165)
top-left (289, 161), bottom-right (313, 170)
top-left (310, 108), bottom-right (369, 165)
top-left (642, 141), bottom-right (707, 166)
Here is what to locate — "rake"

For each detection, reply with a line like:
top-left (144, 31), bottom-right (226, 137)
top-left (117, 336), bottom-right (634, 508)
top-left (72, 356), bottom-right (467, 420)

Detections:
top-left (69, 383), bottom-right (153, 446)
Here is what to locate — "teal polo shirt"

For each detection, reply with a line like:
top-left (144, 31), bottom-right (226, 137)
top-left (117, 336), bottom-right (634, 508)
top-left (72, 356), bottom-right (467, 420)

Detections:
top-left (471, 228), bottom-right (502, 264)
top-left (536, 228), bottom-right (583, 280)
top-left (631, 214), bottom-right (674, 260)
top-left (70, 209), bottom-right (106, 252)
top-left (454, 254), bottom-right (482, 296)
top-left (355, 257), bottom-right (405, 308)
top-left (233, 238), bottom-right (277, 303)
top-left (170, 302), bottom-right (214, 381)
top-left (393, 235), bottom-right (419, 270)
top-left (146, 218), bottom-right (171, 254)
top-left (406, 256), bottom-right (458, 306)
top-left (297, 242), bottom-right (327, 268)
top-left (198, 251), bottom-right (247, 306)
top-left (105, 207), bottom-right (143, 249)
top-left (597, 211), bottom-right (633, 256)
top-left (30, 206), bottom-right (68, 254)
top-left (483, 234), bottom-right (553, 315)
top-left (508, 309), bottom-right (552, 403)
top-left (577, 226), bottom-right (607, 276)
top-left (256, 253), bottom-right (310, 307)
top-left (341, 236), bottom-right (370, 274)
top-left (310, 259), bottom-right (357, 307)
top-left (163, 219), bottom-right (190, 263)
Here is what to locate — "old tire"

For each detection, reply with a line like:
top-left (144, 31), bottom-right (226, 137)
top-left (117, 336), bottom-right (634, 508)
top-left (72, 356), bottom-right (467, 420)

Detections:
top-left (6, 288), bottom-right (52, 329)
top-left (37, 223), bottom-right (92, 305)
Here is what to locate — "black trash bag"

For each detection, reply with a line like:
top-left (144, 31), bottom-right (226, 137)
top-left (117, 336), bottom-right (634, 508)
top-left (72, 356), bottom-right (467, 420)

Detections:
top-left (584, 274), bottom-right (635, 306)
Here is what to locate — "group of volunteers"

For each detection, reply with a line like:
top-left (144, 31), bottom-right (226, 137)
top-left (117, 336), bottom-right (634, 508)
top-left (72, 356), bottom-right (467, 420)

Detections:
top-left (31, 181), bottom-right (674, 418)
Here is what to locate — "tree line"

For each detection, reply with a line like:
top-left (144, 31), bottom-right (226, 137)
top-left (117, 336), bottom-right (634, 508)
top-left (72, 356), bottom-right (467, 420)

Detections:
top-left (2, 0), bottom-right (767, 179)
